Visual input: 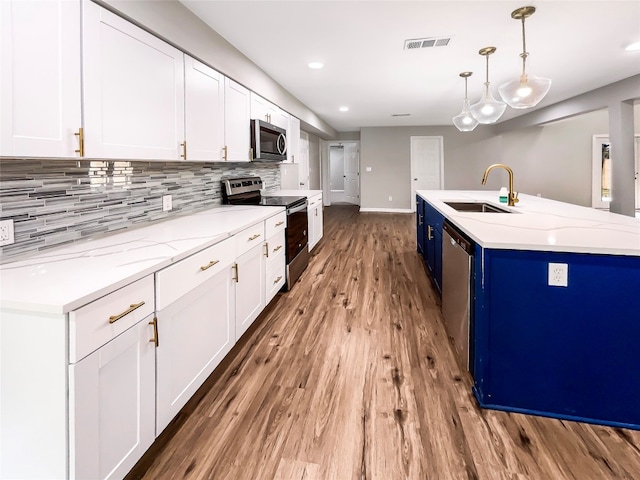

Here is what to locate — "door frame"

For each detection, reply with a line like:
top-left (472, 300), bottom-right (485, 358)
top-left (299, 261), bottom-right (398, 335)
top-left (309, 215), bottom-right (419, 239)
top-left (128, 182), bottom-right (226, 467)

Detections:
top-left (322, 140), bottom-right (360, 206)
top-left (410, 136), bottom-right (444, 212)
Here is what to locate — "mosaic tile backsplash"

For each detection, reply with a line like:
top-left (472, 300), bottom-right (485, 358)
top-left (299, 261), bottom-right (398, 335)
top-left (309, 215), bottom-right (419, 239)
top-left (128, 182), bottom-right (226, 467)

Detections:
top-left (0, 159), bottom-right (281, 263)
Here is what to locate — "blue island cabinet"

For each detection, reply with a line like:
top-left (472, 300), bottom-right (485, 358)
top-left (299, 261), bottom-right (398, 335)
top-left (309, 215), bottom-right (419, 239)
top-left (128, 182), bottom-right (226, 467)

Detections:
top-left (416, 195), bottom-right (443, 294)
top-left (472, 247), bottom-right (640, 430)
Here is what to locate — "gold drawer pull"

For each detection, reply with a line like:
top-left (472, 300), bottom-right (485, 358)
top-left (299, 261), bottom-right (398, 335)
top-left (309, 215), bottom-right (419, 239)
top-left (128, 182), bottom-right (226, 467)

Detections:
top-left (248, 233), bottom-right (261, 241)
top-left (273, 275), bottom-right (283, 284)
top-left (275, 221), bottom-right (285, 227)
top-left (74, 127), bottom-right (84, 156)
top-left (273, 245), bottom-right (283, 252)
top-left (109, 301), bottom-right (145, 324)
top-left (149, 317), bottom-right (159, 347)
top-left (232, 263), bottom-right (239, 283)
top-left (200, 260), bottom-right (220, 271)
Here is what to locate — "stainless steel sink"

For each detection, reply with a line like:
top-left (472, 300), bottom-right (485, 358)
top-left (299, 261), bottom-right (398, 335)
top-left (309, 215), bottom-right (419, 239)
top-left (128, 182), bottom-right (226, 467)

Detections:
top-left (444, 201), bottom-right (512, 213)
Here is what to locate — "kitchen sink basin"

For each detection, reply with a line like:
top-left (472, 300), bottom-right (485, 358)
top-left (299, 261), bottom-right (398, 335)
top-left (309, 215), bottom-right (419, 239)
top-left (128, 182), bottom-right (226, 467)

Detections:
top-left (444, 201), bottom-right (512, 213)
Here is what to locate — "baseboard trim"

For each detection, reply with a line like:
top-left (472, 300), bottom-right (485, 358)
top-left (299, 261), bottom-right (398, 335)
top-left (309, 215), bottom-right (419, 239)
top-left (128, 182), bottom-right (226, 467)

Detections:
top-left (359, 208), bottom-right (414, 213)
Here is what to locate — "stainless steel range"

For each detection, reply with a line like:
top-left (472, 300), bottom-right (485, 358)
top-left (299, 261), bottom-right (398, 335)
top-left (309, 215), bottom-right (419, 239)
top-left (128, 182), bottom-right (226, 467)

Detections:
top-left (222, 177), bottom-right (309, 290)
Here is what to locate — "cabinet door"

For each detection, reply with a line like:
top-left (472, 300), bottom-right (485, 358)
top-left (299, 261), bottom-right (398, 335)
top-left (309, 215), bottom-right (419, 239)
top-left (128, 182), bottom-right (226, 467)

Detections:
top-left (0, 0), bottom-right (81, 157)
top-left (82, 2), bottom-right (185, 160)
top-left (434, 230), bottom-right (443, 293)
top-left (416, 197), bottom-right (425, 256)
top-left (313, 203), bottom-right (324, 247)
top-left (224, 78), bottom-right (251, 162)
top-left (235, 243), bottom-right (266, 341)
top-left (287, 116), bottom-right (300, 163)
top-left (156, 267), bottom-right (235, 433)
top-left (185, 56), bottom-right (224, 161)
top-left (69, 316), bottom-right (155, 480)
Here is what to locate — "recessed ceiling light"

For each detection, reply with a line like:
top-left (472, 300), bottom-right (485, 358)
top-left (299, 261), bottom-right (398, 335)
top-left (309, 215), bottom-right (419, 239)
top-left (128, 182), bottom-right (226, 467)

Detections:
top-left (308, 62), bottom-right (324, 69)
top-left (625, 41), bottom-right (640, 51)
top-left (339, 106), bottom-right (349, 112)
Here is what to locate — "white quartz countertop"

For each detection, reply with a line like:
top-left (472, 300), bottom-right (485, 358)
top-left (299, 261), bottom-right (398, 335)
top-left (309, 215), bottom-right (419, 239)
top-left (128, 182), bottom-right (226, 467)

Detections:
top-left (417, 190), bottom-right (640, 256)
top-left (0, 205), bottom-right (284, 314)
top-left (266, 189), bottom-right (322, 198)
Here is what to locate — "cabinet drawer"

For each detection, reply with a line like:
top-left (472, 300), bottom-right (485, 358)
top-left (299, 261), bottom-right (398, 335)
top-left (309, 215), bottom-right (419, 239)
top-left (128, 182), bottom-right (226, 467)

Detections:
top-left (236, 222), bottom-right (265, 257)
top-left (69, 275), bottom-right (154, 363)
top-left (308, 194), bottom-right (323, 209)
top-left (265, 230), bottom-right (285, 263)
top-left (156, 237), bottom-right (235, 310)
top-left (265, 211), bottom-right (286, 238)
top-left (266, 259), bottom-right (286, 304)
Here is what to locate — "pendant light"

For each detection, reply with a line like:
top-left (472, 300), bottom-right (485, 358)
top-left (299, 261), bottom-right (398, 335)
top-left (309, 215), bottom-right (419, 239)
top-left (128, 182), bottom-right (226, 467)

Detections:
top-left (470, 47), bottom-right (506, 123)
top-left (498, 6), bottom-right (551, 109)
top-left (452, 72), bottom-right (478, 132)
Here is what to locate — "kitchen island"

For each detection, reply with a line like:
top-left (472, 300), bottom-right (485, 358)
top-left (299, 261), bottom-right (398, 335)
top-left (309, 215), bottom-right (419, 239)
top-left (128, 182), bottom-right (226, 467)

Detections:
top-left (416, 190), bottom-right (640, 430)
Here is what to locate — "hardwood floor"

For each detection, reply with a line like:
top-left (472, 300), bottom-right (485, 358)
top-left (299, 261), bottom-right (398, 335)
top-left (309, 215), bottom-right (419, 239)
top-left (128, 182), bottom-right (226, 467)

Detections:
top-left (131, 205), bottom-right (640, 480)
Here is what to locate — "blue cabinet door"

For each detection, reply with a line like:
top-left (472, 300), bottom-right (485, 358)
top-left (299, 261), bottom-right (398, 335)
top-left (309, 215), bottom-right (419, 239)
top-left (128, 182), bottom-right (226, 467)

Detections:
top-left (416, 196), bottom-right (425, 256)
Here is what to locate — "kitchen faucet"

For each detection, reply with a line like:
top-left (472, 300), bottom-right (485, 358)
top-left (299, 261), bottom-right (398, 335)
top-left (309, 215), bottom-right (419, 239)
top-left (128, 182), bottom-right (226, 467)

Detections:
top-left (481, 164), bottom-right (519, 206)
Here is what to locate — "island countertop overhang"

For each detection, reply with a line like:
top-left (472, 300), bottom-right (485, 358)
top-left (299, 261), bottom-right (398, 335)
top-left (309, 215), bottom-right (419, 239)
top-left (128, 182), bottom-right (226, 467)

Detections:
top-left (417, 190), bottom-right (640, 257)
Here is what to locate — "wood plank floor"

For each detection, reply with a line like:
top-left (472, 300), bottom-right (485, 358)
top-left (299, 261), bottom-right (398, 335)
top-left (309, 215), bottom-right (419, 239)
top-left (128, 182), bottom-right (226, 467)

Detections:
top-left (131, 205), bottom-right (640, 480)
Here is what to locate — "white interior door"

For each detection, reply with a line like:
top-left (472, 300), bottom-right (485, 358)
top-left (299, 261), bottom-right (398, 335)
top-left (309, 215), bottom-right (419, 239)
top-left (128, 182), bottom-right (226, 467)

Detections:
top-left (344, 143), bottom-right (360, 205)
top-left (410, 136), bottom-right (443, 212)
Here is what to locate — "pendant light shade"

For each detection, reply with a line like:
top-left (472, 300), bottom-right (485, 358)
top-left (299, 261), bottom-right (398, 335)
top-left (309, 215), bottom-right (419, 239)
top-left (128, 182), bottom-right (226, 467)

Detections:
top-left (470, 47), bottom-right (506, 124)
top-left (498, 6), bottom-right (551, 109)
top-left (452, 72), bottom-right (479, 132)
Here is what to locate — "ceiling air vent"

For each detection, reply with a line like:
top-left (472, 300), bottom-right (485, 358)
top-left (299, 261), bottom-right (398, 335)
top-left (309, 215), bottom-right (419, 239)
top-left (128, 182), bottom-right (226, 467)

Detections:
top-left (404, 37), bottom-right (451, 50)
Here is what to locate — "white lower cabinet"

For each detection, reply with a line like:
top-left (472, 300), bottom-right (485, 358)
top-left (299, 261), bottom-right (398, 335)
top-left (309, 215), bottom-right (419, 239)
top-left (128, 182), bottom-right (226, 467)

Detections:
top-left (308, 193), bottom-right (324, 251)
top-left (234, 241), bottom-right (266, 341)
top-left (69, 315), bottom-right (156, 480)
top-left (155, 238), bottom-right (235, 432)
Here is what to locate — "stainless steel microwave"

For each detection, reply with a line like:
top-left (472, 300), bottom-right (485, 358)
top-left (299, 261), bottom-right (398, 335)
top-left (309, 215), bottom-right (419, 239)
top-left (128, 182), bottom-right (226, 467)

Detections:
top-left (250, 119), bottom-right (287, 162)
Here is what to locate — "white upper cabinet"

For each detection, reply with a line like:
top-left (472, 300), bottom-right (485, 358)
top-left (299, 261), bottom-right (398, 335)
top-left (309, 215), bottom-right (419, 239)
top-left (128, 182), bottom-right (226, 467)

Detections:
top-left (287, 116), bottom-right (300, 163)
top-left (224, 78), bottom-right (251, 162)
top-left (0, 0), bottom-right (82, 157)
top-left (184, 56), bottom-right (225, 161)
top-left (82, 1), bottom-right (185, 160)
top-left (250, 92), bottom-right (289, 130)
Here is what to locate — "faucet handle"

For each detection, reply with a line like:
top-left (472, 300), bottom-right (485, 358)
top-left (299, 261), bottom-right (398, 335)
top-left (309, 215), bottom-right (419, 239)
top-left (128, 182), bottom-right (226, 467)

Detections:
top-left (512, 192), bottom-right (520, 204)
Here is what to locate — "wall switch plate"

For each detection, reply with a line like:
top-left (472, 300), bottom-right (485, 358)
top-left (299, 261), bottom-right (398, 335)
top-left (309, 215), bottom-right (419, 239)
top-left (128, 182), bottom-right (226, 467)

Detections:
top-left (162, 195), bottom-right (173, 212)
top-left (0, 219), bottom-right (15, 246)
top-left (366, 167), bottom-right (372, 172)
top-left (388, 196), bottom-right (393, 201)
top-left (548, 262), bottom-right (568, 287)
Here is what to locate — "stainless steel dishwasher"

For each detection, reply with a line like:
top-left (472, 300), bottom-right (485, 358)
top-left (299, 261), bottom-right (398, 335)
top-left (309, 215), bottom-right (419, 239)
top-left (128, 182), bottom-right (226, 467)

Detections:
top-left (442, 220), bottom-right (474, 371)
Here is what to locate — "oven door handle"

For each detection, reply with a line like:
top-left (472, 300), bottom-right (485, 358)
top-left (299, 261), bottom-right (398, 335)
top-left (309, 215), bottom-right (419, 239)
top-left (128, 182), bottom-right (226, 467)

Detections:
top-left (287, 202), bottom-right (308, 215)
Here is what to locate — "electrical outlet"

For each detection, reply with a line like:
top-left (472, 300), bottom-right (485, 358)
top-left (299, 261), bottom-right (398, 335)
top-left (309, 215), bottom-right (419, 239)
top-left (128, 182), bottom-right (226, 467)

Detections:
top-left (548, 262), bottom-right (568, 287)
top-left (162, 195), bottom-right (173, 212)
top-left (0, 219), bottom-right (15, 246)
top-left (388, 196), bottom-right (393, 201)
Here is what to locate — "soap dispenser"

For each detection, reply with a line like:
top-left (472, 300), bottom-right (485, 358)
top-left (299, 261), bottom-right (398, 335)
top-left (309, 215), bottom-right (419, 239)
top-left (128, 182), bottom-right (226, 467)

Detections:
top-left (499, 187), bottom-right (508, 203)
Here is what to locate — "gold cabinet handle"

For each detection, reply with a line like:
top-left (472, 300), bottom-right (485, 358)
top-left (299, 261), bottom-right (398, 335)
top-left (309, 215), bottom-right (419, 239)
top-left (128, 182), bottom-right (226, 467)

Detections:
top-left (264, 242), bottom-right (269, 258)
top-left (180, 141), bottom-right (187, 159)
top-left (223, 145), bottom-right (228, 161)
top-left (249, 147), bottom-right (254, 161)
top-left (273, 245), bottom-right (283, 252)
top-left (248, 233), bottom-right (261, 241)
top-left (200, 260), bottom-right (220, 271)
top-left (275, 221), bottom-right (285, 227)
top-left (273, 275), bottom-right (282, 284)
top-left (109, 301), bottom-right (145, 324)
top-left (74, 127), bottom-right (84, 157)
top-left (232, 263), bottom-right (239, 283)
top-left (149, 317), bottom-right (159, 347)
top-left (427, 225), bottom-right (433, 240)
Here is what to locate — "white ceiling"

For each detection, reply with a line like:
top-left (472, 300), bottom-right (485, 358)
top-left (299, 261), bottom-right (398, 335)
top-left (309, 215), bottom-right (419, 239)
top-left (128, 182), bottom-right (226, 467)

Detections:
top-left (180, 1), bottom-right (640, 132)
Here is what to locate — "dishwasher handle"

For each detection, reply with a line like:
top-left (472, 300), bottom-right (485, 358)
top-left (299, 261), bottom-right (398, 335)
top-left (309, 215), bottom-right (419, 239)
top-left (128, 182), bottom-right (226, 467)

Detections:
top-left (443, 221), bottom-right (474, 255)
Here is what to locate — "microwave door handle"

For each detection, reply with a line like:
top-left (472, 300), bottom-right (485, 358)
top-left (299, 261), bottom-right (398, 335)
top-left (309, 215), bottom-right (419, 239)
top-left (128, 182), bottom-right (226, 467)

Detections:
top-left (277, 133), bottom-right (287, 155)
